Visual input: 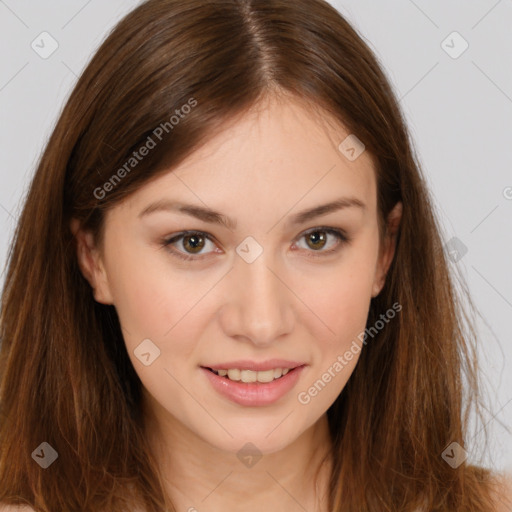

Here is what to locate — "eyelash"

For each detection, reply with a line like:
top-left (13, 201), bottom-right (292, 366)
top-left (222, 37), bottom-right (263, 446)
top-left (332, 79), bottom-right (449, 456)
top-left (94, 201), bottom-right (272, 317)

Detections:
top-left (160, 227), bottom-right (350, 262)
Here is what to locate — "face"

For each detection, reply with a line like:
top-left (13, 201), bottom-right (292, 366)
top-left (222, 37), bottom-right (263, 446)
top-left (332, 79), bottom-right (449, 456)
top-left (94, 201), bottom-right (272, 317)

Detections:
top-left (73, 95), bottom-right (401, 455)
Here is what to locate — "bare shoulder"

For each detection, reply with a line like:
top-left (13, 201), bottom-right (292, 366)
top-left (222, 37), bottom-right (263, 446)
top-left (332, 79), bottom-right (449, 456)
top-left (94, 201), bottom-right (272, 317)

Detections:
top-left (492, 470), bottom-right (512, 512)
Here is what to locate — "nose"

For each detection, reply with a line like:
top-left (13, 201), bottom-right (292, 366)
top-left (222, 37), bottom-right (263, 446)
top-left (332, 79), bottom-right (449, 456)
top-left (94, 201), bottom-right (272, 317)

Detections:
top-left (218, 249), bottom-right (295, 347)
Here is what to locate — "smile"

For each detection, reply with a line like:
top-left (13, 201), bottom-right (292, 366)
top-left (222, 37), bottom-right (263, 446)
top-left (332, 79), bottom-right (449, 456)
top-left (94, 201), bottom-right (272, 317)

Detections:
top-left (200, 363), bottom-right (307, 406)
top-left (207, 367), bottom-right (291, 383)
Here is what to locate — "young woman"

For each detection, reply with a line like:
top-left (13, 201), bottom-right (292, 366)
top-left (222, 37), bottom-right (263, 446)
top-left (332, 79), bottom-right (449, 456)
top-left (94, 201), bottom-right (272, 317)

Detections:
top-left (0, 0), bottom-right (510, 510)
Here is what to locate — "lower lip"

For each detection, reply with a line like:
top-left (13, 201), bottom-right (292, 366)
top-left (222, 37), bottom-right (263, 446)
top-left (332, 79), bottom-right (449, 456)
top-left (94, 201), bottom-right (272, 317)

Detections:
top-left (201, 366), bottom-right (306, 407)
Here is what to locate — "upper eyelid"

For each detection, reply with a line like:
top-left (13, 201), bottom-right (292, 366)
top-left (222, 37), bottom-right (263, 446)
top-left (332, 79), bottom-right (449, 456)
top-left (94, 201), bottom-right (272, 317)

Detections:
top-left (165, 225), bottom-right (346, 240)
top-left (164, 226), bottom-right (347, 250)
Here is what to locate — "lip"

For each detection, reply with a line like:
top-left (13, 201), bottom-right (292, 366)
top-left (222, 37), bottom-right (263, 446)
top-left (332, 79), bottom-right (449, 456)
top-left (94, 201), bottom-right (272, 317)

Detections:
top-left (203, 359), bottom-right (305, 371)
top-left (201, 364), bottom-right (307, 407)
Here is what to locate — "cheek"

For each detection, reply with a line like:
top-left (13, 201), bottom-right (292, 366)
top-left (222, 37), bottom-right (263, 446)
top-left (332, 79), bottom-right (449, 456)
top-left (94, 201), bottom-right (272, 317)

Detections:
top-left (103, 244), bottom-right (206, 419)
top-left (298, 233), bottom-right (379, 397)
top-left (103, 237), bottom-right (223, 372)
top-left (102, 237), bottom-right (184, 344)
top-left (303, 233), bottom-right (379, 335)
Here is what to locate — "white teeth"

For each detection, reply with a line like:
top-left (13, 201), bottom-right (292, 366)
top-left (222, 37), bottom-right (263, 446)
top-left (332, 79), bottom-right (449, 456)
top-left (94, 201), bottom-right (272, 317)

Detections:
top-left (240, 370), bottom-right (257, 383)
top-left (212, 367), bottom-right (293, 382)
top-left (257, 369), bottom-right (275, 383)
top-left (227, 369), bottom-right (241, 381)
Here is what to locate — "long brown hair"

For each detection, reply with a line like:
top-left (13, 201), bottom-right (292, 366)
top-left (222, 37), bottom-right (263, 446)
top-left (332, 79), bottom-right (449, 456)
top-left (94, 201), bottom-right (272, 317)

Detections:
top-left (0, 0), bottom-right (503, 510)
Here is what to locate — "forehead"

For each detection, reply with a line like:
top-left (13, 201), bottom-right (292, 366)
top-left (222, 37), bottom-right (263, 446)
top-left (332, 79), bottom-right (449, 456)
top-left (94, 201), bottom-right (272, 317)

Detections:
top-left (117, 95), bottom-right (377, 220)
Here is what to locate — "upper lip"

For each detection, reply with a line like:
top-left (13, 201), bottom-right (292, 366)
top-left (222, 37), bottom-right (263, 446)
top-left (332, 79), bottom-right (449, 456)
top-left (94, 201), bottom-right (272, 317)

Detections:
top-left (202, 359), bottom-right (306, 371)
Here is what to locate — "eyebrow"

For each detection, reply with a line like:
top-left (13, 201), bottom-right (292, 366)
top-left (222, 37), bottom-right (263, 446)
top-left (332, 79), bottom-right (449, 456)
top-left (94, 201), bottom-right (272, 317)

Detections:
top-left (138, 197), bottom-right (365, 230)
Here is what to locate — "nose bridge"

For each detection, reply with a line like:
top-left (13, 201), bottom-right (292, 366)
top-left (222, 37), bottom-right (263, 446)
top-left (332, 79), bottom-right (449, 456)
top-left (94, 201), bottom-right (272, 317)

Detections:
top-left (223, 243), bottom-right (294, 345)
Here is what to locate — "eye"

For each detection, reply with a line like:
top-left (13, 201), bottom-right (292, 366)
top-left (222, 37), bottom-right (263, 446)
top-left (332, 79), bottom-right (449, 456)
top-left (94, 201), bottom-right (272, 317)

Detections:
top-left (161, 231), bottom-right (218, 261)
top-left (160, 226), bottom-right (350, 262)
top-left (292, 227), bottom-right (349, 258)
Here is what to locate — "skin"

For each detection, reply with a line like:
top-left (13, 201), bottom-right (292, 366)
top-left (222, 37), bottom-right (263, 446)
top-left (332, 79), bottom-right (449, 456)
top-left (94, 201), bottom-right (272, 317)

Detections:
top-left (72, 94), bottom-right (403, 512)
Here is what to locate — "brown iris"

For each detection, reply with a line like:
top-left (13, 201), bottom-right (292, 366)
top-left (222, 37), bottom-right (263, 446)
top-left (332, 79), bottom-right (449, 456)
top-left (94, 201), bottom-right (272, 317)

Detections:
top-left (182, 233), bottom-right (206, 254)
top-left (305, 230), bottom-right (327, 250)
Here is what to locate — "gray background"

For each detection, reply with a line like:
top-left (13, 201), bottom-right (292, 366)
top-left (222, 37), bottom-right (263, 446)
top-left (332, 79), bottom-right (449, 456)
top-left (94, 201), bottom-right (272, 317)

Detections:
top-left (0, 0), bottom-right (511, 472)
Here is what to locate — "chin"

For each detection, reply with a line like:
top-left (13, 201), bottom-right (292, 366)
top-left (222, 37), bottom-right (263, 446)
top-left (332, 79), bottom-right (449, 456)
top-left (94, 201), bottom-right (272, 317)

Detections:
top-left (201, 421), bottom-right (304, 456)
